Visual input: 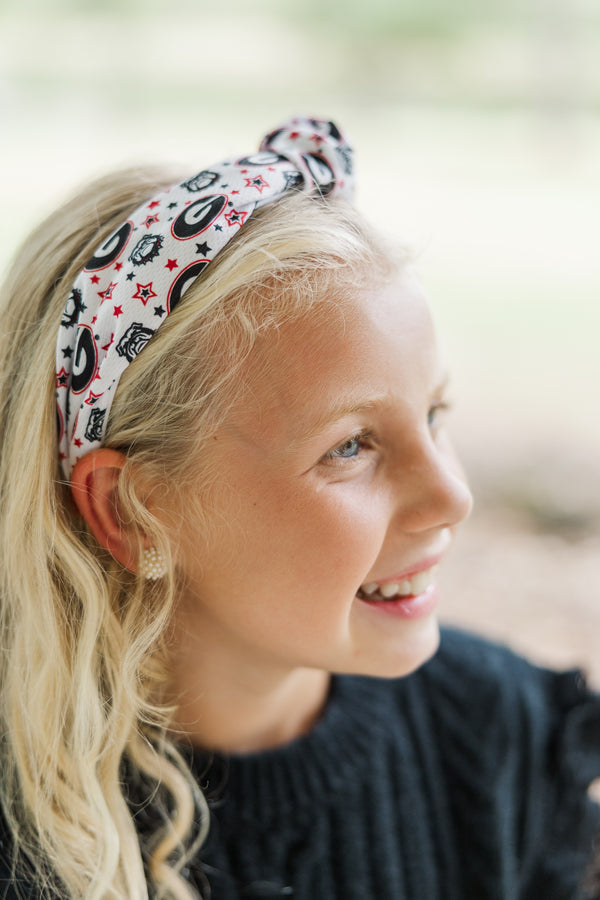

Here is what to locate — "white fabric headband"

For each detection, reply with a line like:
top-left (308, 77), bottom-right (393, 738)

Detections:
top-left (55, 116), bottom-right (354, 480)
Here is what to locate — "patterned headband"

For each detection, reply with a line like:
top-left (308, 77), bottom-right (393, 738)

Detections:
top-left (55, 117), bottom-right (353, 480)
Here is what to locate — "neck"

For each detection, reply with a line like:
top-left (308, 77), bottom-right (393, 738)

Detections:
top-left (166, 621), bottom-right (330, 755)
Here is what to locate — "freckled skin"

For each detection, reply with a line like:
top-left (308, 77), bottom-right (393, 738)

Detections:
top-left (166, 272), bottom-right (473, 751)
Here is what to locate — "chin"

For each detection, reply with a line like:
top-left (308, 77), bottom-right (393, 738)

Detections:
top-left (359, 617), bottom-right (441, 680)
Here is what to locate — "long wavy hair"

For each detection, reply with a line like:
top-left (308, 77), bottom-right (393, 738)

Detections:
top-left (0, 168), bottom-right (398, 898)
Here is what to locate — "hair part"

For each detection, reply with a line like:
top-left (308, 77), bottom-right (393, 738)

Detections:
top-left (0, 167), bottom-right (404, 898)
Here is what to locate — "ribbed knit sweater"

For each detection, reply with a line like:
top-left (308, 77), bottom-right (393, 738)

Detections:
top-left (1, 629), bottom-right (600, 899)
top-left (185, 629), bottom-right (600, 900)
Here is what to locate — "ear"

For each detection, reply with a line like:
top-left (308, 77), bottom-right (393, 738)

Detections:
top-left (70, 448), bottom-right (138, 572)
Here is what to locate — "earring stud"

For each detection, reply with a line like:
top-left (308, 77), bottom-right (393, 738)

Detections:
top-left (140, 547), bottom-right (167, 580)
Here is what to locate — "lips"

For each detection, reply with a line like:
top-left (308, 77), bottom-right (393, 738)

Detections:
top-left (357, 564), bottom-right (439, 602)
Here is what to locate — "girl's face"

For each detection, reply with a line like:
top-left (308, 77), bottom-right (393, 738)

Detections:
top-left (171, 271), bottom-right (472, 682)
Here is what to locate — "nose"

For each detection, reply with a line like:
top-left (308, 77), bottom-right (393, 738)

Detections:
top-left (391, 437), bottom-right (473, 534)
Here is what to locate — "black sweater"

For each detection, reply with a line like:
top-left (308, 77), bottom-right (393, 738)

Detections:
top-left (188, 629), bottom-right (600, 900)
top-left (2, 629), bottom-right (600, 899)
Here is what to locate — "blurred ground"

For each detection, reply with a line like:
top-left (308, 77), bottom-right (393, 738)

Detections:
top-left (1, 1), bottom-right (599, 683)
top-left (441, 496), bottom-right (600, 686)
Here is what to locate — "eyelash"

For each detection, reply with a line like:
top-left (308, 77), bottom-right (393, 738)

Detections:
top-left (323, 429), bottom-right (374, 464)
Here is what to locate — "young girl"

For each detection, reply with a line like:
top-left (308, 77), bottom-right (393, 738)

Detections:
top-left (0, 116), bottom-right (598, 900)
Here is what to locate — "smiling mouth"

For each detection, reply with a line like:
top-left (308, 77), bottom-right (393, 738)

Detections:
top-left (357, 566), bottom-right (439, 602)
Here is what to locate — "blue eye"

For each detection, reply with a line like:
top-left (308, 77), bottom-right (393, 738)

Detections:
top-left (323, 430), bottom-right (374, 465)
top-left (330, 436), bottom-right (361, 459)
top-left (428, 402), bottom-right (450, 430)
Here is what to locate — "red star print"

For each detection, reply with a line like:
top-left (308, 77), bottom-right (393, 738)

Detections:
top-left (289, 131), bottom-right (300, 140)
top-left (56, 367), bottom-right (69, 388)
top-left (90, 274), bottom-right (100, 284)
top-left (244, 175), bottom-right (268, 193)
top-left (113, 305), bottom-right (123, 317)
top-left (147, 200), bottom-right (160, 209)
top-left (91, 316), bottom-right (97, 325)
top-left (165, 259), bottom-right (178, 271)
top-left (143, 214), bottom-right (159, 228)
top-left (114, 262), bottom-right (123, 271)
top-left (101, 334), bottom-right (114, 351)
top-left (73, 438), bottom-right (83, 448)
top-left (84, 391), bottom-right (104, 406)
top-left (224, 209), bottom-right (248, 228)
top-left (98, 282), bottom-right (117, 303)
top-left (231, 189), bottom-right (240, 194)
top-left (132, 282), bottom-right (157, 305)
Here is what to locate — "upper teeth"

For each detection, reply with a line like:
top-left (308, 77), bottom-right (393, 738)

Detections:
top-left (361, 566), bottom-right (438, 600)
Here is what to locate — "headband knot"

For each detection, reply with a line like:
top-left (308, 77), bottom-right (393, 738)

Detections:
top-left (260, 119), bottom-right (352, 198)
top-left (55, 117), bottom-right (354, 479)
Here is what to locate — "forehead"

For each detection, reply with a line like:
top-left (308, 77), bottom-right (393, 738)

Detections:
top-left (224, 272), bottom-right (441, 448)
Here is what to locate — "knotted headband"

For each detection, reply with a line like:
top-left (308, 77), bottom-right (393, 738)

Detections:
top-left (56, 117), bottom-right (354, 479)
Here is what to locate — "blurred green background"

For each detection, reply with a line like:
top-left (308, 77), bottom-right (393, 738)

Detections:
top-left (1, 0), bottom-right (599, 676)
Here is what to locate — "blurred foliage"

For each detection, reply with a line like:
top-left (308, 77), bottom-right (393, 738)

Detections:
top-left (2, 0), bottom-right (600, 112)
top-left (2, 0), bottom-right (600, 35)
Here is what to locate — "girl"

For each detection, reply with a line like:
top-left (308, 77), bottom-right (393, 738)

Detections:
top-left (0, 116), bottom-right (598, 900)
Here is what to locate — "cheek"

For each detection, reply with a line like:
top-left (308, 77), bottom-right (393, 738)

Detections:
top-left (277, 481), bottom-right (389, 584)
top-left (191, 470), bottom-right (390, 596)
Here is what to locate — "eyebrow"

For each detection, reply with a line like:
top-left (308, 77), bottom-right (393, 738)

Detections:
top-left (291, 372), bottom-right (451, 447)
top-left (287, 397), bottom-right (385, 449)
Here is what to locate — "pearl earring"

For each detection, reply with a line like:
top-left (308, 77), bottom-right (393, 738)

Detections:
top-left (140, 547), bottom-right (167, 580)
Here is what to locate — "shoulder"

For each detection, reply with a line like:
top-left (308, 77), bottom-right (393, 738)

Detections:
top-left (426, 627), bottom-right (598, 740)
top-left (416, 627), bottom-right (600, 779)
top-left (379, 626), bottom-right (579, 726)
top-left (430, 624), bottom-right (559, 689)
top-left (414, 628), bottom-right (600, 897)
top-left (342, 627), bottom-right (600, 774)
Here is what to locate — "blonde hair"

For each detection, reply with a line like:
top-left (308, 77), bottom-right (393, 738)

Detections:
top-left (0, 166), bottom-right (398, 898)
